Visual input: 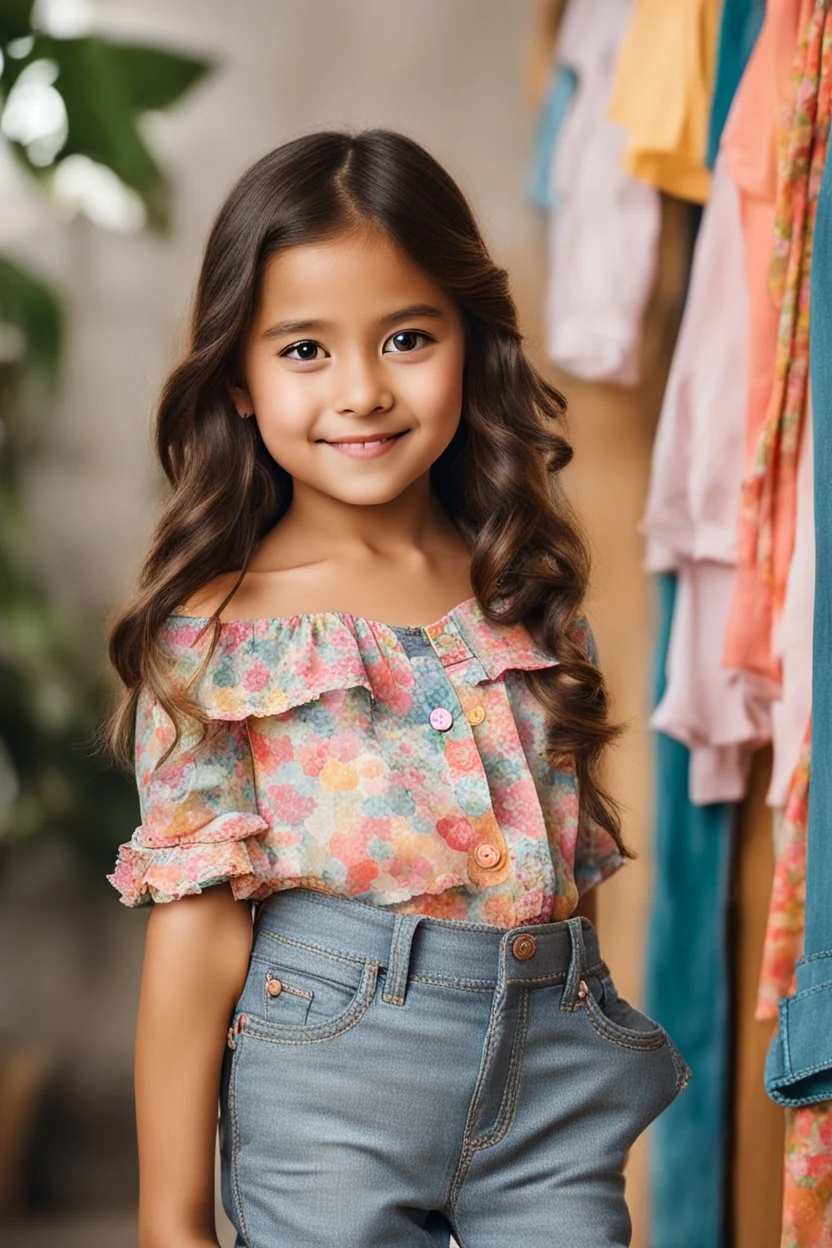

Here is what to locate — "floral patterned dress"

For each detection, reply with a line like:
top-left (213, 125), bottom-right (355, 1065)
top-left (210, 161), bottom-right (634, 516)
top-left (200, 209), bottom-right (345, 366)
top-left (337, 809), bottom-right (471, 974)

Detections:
top-left (108, 597), bottom-right (624, 928)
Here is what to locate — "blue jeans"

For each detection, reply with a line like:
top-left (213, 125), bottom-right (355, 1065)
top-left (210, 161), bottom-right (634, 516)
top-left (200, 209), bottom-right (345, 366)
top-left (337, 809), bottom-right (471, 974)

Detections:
top-left (219, 887), bottom-right (691, 1247)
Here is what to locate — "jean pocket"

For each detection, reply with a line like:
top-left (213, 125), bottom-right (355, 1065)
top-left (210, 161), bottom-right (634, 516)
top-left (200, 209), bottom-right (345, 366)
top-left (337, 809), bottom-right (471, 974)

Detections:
top-left (234, 937), bottom-right (380, 1044)
top-left (577, 971), bottom-right (669, 1052)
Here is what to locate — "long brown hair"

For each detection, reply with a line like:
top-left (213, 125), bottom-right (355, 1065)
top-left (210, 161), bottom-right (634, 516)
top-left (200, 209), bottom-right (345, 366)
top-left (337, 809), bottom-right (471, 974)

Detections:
top-left (108, 128), bottom-right (630, 858)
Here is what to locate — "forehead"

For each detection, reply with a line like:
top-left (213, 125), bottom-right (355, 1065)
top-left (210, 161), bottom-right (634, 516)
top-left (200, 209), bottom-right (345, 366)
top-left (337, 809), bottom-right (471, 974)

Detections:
top-left (254, 227), bottom-right (453, 319)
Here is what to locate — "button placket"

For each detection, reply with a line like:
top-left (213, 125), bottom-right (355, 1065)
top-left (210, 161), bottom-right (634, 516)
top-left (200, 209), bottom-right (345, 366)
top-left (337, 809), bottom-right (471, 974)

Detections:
top-left (403, 618), bottom-right (510, 886)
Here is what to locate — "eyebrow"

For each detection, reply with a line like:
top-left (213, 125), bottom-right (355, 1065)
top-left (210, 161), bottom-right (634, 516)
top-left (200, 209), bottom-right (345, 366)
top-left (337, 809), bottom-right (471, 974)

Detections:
top-left (260, 303), bottom-right (445, 341)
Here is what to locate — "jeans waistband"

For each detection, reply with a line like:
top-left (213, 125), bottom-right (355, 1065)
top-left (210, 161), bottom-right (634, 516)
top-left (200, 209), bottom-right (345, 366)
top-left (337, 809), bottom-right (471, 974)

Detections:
top-left (253, 887), bottom-right (606, 1003)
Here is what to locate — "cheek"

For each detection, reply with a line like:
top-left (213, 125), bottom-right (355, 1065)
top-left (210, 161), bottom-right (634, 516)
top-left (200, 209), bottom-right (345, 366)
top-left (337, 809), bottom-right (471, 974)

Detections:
top-left (405, 356), bottom-right (464, 428)
top-left (250, 367), bottom-right (317, 437)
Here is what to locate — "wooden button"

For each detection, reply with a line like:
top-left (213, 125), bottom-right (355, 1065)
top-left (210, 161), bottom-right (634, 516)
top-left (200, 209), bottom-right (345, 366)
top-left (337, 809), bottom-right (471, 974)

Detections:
top-left (473, 843), bottom-right (502, 869)
top-left (511, 934), bottom-right (537, 960)
top-left (266, 976), bottom-right (283, 997)
top-left (466, 706), bottom-right (486, 726)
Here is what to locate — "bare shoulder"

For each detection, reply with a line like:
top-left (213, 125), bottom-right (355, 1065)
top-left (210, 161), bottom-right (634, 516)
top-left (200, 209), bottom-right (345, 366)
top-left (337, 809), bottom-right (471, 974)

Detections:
top-left (177, 566), bottom-right (310, 621)
top-left (177, 572), bottom-right (244, 618)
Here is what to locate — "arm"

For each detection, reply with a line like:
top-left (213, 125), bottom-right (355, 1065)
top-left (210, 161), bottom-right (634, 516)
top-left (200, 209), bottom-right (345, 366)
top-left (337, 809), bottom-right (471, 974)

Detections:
top-left (135, 884), bottom-right (252, 1248)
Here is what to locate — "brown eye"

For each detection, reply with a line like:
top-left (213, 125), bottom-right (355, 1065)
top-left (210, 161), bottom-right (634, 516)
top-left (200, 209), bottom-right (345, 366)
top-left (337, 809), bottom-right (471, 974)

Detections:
top-left (281, 340), bottom-right (324, 361)
top-left (384, 331), bottom-right (432, 354)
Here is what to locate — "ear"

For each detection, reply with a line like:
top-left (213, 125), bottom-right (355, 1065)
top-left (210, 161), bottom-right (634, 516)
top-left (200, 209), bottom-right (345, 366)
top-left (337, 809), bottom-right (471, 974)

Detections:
top-left (229, 383), bottom-right (254, 419)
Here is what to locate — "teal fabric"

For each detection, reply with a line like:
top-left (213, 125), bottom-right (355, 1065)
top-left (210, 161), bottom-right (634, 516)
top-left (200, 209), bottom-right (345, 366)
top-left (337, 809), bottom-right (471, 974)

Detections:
top-left (526, 62), bottom-right (579, 209)
top-left (765, 112), bottom-right (832, 1107)
top-left (646, 572), bottom-right (733, 1247)
top-left (707, 0), bottom-right (765, 168)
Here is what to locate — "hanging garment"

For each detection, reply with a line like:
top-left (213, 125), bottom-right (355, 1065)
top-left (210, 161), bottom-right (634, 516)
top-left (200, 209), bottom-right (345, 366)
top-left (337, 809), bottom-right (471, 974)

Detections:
top-left (723, 0), bottom-right (828, 689)
top-left (707, 0), bottom-right (766, 167)
top-left (769, 401), bottom-right (815, 807)
top-left (526, 61), bottom-right (579, 209)
top-left (607, 0), bottom-right (721, 203)
top-left (641, 153), bottom-right (770, 804)
top-left (757, 722), bottom-right (811, 1023)
top-left (545, 0), bottom-right (660, 386)
top-left (645, 573), bottom-right (733, 1248)
top-left (755, 724), bottom-right (832, 1248)
top-left (766, 56), bottom-right (832, 1112)
top-left (782, 1101), bottom-right (832, 1247)
top-left (652, 561), bottom-right (770, 803)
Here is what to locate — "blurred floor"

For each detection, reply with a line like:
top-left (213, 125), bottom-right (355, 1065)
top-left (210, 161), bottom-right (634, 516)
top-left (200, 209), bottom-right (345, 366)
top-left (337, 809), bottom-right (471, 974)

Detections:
top-left (3, 1214), bottom-right (137, 1247)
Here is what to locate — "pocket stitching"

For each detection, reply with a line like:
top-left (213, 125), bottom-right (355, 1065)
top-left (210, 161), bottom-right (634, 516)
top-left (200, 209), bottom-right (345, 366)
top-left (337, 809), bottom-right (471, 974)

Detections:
top-left (580, 986), bottom-right (668, 1052)
top-left (243, 960), bottom-right (380, 1045)
top-left (226, 1037), bottom-right (252, 1245)
top-left (263, 972), bottom-right (313, 1023)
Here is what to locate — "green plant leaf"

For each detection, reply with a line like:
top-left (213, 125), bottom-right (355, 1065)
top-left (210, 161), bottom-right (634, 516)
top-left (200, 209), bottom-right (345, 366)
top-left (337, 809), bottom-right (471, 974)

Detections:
top-left (0, 0), bottom-right (35, 47)
top-left (2, 34), bottom-right (213, 231)
top-left (0, 252), bottom-right (63, 385)
top-left (106, 41), bottom-right (213, 112)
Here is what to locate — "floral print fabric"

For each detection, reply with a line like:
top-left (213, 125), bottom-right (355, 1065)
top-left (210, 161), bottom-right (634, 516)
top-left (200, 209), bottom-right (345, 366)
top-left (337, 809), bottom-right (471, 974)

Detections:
top-left (783, 1102), bottom-right (832, 1247)
top-left (107, 597), bottom-right (624, 926)
top-left (753, 723), bottom-right (832, 1246)
top-left (757, 719), bottom-right (812, 1023)
top-left (729, 1), bottom-right (832, 685)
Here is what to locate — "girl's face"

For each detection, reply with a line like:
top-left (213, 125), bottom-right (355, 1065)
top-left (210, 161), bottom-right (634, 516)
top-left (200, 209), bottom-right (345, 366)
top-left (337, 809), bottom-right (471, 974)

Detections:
top-left (231, 226), bottom-right (466, 506)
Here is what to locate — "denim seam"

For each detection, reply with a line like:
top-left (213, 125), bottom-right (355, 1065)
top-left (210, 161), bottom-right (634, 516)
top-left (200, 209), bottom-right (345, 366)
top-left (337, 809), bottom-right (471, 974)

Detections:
top-left (265, 976), bottom-right (313, 1001)
top-left (468, 986), bottom-right (530, 1149)
top-left (257, 931), bottom-right (367, 966)
top-left (780, 997), bottom-right (793, 1076)
top-left (263, 975), bottom-right (313, 1024)
top-left (783, 981), bottom-right (832, 1001)
top-left (240, 962), bottom-right (379, 1046)
top-left (769, 1085), bottom-right (832, 1106)
top-left (408, 974), bottom-right (495, 992)
top-left (667, 1038), bottom-right (693, 1092)
top-left (777, 1001), bottom-right (832, 1079)
top-left (227, 1039), bottom-right (251, 1246)
top-left (382, 915), bottom-right (418, 1005)
top-left (445, 984), bottom-right (507, 1207)
top-left (579, 995), bottom-right (668, 1052)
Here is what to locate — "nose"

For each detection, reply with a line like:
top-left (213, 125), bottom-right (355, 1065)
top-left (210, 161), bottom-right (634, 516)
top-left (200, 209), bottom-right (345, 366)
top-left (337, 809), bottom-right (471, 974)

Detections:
top-left (334, 351), bottom-right (393, 417)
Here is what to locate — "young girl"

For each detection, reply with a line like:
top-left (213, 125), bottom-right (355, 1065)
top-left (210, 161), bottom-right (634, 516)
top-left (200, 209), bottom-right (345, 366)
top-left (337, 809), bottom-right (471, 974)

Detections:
top-left (107, 129), bottom-right (690, 1248)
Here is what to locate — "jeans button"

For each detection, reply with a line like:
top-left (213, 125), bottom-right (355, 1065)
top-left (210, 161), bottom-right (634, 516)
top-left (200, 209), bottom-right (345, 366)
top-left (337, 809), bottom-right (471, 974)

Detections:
top-left (512, 934), bottom-right (537, 960)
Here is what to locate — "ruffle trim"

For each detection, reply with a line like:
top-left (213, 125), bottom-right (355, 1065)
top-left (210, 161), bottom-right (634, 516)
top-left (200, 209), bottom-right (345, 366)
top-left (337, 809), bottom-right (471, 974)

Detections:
top-left (157, 598), bottom-right (568, 721)
top-left (107, 812), bottom-right (271, 907)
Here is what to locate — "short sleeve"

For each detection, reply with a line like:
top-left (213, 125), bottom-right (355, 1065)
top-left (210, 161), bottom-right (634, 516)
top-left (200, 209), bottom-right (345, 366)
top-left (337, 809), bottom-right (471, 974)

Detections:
top-left (107, 686), bottom-right (270, 907)
top-left (573, 819), bottom-right (626, 895)
top-left (569, 613), bottom-right (627, 894)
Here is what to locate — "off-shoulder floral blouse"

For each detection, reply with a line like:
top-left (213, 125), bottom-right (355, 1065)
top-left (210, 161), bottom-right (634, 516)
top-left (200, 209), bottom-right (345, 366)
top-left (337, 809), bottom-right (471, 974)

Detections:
top-left (107, 596), bottom-right (624, 926)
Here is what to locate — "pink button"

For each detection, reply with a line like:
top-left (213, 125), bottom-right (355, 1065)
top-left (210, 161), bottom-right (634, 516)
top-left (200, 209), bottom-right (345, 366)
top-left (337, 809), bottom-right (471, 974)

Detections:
top-left (429, 707), bottom-right (453, 731)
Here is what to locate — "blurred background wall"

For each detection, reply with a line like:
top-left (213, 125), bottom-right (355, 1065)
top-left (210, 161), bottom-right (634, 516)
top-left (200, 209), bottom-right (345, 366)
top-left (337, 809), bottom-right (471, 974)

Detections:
top-left (0, 1), bottom-right (677, 1244)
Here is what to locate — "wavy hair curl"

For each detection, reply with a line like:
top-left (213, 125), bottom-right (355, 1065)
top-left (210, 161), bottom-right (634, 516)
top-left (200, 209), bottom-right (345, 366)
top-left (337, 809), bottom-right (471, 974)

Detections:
top-left (107, 128), bottom-right (629, 858)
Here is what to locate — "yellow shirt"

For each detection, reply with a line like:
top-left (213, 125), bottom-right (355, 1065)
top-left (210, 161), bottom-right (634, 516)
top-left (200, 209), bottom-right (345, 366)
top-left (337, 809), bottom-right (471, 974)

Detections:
top-left (607, 0), bottom-right (721, 203)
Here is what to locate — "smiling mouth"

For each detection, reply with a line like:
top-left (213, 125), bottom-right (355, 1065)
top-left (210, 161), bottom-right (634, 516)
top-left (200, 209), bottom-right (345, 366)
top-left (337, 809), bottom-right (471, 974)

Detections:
top-left (319, 434), bottom-right (409, 464)
top-left (322, 431), bottom-right (408, 447)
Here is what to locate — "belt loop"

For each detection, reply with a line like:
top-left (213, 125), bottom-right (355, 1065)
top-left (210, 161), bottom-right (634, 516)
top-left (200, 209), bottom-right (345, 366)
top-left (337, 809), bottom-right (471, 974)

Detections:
top-left (382, 913), bottom-right (423, 1005)
top-left (561, 916), bottom-right (587, 1011)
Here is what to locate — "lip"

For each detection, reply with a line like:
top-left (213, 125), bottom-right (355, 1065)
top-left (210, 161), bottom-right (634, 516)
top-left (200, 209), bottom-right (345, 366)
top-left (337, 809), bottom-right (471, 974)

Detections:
top-left (320, 430), bottom-right (409, 459)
